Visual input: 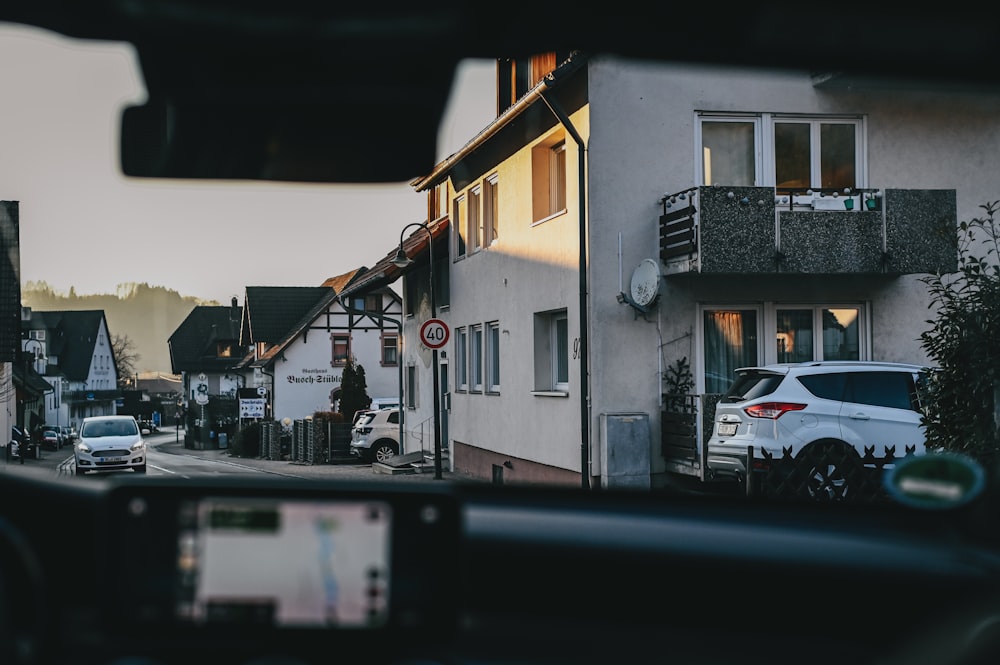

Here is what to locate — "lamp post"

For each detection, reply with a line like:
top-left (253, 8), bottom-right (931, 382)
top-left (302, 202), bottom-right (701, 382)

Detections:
top-left (392, 222), bottom-right (442, 480)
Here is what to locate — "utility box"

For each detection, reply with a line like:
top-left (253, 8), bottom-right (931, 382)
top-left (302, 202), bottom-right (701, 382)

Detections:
top-left (598, 412), bottom-right (651, 489)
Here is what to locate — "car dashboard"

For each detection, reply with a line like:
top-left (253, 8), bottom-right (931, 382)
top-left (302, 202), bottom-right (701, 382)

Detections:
top-left (3, 468), bottom-right (1000, 665)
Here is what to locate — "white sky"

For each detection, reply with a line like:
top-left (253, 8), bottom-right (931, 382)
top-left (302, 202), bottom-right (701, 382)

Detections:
top-left (0, 23), bottom-right (496, 305)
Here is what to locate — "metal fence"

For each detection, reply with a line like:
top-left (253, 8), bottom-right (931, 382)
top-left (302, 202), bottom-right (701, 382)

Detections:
top-left (748, 443), bottom-right (919, 502)
top-left (258, 419), bottom-right (352, 464)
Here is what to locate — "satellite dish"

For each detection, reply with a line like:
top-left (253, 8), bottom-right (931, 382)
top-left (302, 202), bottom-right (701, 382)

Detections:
top-left (629, 258), bottom-right (661, 308)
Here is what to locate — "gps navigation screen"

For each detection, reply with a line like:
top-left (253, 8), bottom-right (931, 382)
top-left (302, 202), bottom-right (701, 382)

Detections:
top-left (175, 497), bottom-right (392, 628)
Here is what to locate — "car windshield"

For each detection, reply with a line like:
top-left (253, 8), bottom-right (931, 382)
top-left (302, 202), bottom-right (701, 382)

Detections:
top-left (2, 7), bottom-right (1000, 665)
top-left (81, 420), bottom-right (138, 438)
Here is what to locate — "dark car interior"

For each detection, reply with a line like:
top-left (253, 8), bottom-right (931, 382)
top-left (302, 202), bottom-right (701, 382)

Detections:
top-left (3, 3), bottom-right (1000, 665)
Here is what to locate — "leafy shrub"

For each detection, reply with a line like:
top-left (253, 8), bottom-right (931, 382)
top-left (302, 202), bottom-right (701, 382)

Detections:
top-left (229, 421), bottom-right (261, 458)
top-left (919, 200), bottom-right (1000, 468)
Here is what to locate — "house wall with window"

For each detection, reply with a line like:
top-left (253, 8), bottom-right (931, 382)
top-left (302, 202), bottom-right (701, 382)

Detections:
top-left (445, 107), bottom-right (587, 483)
top-left (583, 57), bottom-right (1000, 483)
top-left (427, 53), bottom-right (1000, 487)
top-left (269, 291), bottom-right (401, 423)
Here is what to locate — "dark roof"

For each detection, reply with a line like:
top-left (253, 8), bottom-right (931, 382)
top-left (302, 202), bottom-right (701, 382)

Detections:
top-left (248, 269), bottom-right (374, 370)
top-left (11, 361), bottom-right (53, 397)
top-left (29, 310), bottom-right (110, 383)
top-left (239, 286), bottom-right (333, 346)
top-left (338, 216), bottom-right (449, 298)
top-left (167, 305), bottom-right (243, 373)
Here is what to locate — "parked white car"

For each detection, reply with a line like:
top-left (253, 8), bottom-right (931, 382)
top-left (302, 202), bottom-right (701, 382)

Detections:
top-left (706, 361), bottom-right (930, 498)
top-left (350, 408), bottom-right (401, 463)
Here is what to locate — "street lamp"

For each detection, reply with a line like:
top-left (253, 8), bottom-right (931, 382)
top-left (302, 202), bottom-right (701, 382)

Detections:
top-left (392, 222), bottom-right (442, 480)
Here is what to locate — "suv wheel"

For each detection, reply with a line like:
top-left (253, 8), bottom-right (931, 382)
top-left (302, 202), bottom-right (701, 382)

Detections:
top-left (371, 440), bottom-right (398, 464)
top-left (797, 441), bottom-right (862, 502)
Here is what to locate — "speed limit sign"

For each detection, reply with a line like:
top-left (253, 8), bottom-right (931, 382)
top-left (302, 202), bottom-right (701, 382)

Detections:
top-left (420, 318), bottom-right (450, 349)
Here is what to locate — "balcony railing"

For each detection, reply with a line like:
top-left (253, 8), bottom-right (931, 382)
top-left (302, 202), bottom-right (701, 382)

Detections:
top-left (659, 186), bottom-right (957, 276)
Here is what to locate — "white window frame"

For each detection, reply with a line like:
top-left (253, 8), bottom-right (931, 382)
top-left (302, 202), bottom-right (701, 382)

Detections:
top-left (470, 324), bottom-right (483, 393)
top-left (455, 327), bottom-right (468, 391)
top-left (696, 113), bottom-right (867, 206)
top-left (484, 173), bottom-right (499, 246)
top-left (549, 141), bottom-right (566, 215)
top-left (532, 309), bottom-right (569, 395)
top-left (486, 321), bottom-right (500, 393)
top-left (532, 134), bottom-right (567, 224)
top-left (453, 194), bottom-right (467, 259)
top-left (696, 302), bottom-right (871, 393)
top-left (468, 184), bottom-right (482, 254)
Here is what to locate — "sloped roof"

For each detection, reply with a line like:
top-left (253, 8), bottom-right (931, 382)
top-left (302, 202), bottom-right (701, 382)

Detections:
top-left (11, 361), bottom-right (53, 397)
top-left (29, 310), bottom-right (109, 383)
top-left (321, 267), bottom-right (366, 294)
top-left (338, 216), bottom-right (449, 298)
top-left (247, 268), bottom-right (374, 370)
top-left (240, 286), bottom-right (333, 346)
top-left (167, 305), bottom-right (243, 373)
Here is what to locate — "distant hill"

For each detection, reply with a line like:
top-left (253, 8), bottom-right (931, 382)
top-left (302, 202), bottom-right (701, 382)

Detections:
top-left (22, 281), bottom-right (219, 374)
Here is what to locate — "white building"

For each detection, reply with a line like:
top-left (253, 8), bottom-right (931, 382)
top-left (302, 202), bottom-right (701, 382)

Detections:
top-left (351, 52), bottom-right (997, 489)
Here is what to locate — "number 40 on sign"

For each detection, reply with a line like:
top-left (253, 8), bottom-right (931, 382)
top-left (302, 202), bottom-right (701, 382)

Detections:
top-left (420, 318), bottom-right (450, 349)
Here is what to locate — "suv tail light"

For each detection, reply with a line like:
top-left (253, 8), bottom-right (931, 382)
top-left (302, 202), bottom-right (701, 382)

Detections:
top-left (358, 426), bottom-right (372, 435)
top-left (744, 402), bottom-right (807, 419)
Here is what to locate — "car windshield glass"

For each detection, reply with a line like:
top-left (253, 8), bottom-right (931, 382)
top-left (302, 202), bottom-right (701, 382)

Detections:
top-left (2, 7), bottom-right (999, 613)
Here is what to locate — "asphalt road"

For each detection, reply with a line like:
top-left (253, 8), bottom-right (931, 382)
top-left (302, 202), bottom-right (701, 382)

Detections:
top-left (1, 427), bottom-right (465, 483)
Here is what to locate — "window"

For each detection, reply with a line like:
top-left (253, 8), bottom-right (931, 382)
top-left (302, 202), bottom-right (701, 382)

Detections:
top-left (774, 119), bottom-right (857, 193)
top-left (701, 118), bottom-right (758, 186)
top-left (533, 309), bottom-right (569, 393)
top-left (406, 364), bottom-right (417, 408)
top-left (365, 294), bottom-right (382, 315)
top-left (216, 342), bottom-right (235, 358)
top-left (486, 321), bottom-right (500, 393)
top-left (698, 114), bottom-right (863, 196)
top-left (776, 307), bottom-right (861, 362)
top-left (453, 194), bottom-right (466, 259)
top-left (470, 324), bottom-right (483, 392)
top-left (703, 309), bottom-right (759, 394)
top-left (468, 185), bottom-right (482, 254)
top-left (532, 136), bottom-right (567, 222)
top-left (456, 327), bottom-right (468, 391)
top-left (331, 334), bottom-right (350, 366)
top-left (484, 174), bottom-right (499, 245)
top-left (381, 334), bottom-right (398, 366)
top-left (701, 304), bottom-right (868, 393)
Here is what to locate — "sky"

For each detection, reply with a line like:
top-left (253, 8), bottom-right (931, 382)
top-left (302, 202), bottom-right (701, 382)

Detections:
top-left (0, 23), bottom-right (497, 305)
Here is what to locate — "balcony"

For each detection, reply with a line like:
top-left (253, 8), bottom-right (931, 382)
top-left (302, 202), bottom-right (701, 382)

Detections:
top-left (659, 186), bottom-right (957, 276)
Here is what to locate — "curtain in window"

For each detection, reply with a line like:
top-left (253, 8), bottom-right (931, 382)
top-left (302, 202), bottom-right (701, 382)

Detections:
top-left (704, 310), bottom-right (757, 393)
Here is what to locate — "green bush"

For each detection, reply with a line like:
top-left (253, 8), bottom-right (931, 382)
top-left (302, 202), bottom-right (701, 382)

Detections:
top-left (919, 200), bottom-right (1000, 469)
top-left (230, 422), bottom-right (261, 458)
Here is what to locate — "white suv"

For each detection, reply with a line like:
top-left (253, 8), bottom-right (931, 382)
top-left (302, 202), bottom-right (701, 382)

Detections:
top-left (350, 408), bottom-right (400, 463)
top-left (706, 361), bottom-right (929, 496)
